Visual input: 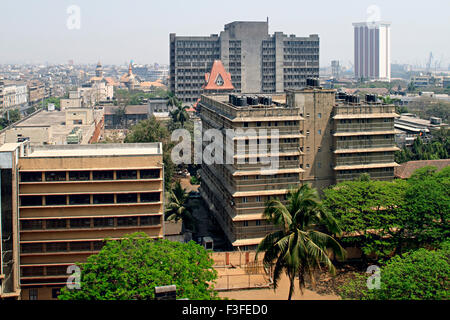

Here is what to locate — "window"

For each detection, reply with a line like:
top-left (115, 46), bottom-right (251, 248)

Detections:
top-left (306, 164), bottom-right (310, 168)
top-left (69, 171), bottom-right (90, 181)
top-left (70, 241), bottom-right (92, 252)
top-left (29, 288), bottom-right (38, 300)
top-left (318, 129), bottom-right (322, 135)
top-left (92, 170), bottom-right (114, 180)
top-left (318, 162), bottom-right (322, 168)
top-left (242, 197), bottom-right (248, 203)
top-left (93, 241), bottom-right (104, 251)
top-left (140, 216), bottom-right (160, 226)
top-left (116, 170), bottom-right (137, 180)
top-left (318, 147), bottom-right (321, 152)
top-left (52, 288), bottom-right (61, 299)
top-left (46, 219), bottom-right (67, 229)
top-left (117, 193), bottom-right (137, 203)
top-left (69, 218), bottom-right (91, 229)
top-left (94, 218), bottom-right (114, 228)
top-left (46, 242), bottom-right (68, 252)
top-left (93, 194), bottom-right (114, 204)
top-left (117, 217), bottom-right (138, 227)
top-left (256, 196), bottom-right (262, 202)
top-left (46, 195), bottom-right (66, 206)
top-left (20, 172), bottom-right (42, 182)
top-left (318, 113), bottom-right (322, 118)
top-left (140, 169), bottom-right (160, 179)
top-left (21, 220), bottom-right (43, 230)
top-left (243, 122), bottom-right (248, 128)
top-left (21, 196), bottom-right (42, 206)
top-left (256, 220), bottom-right (261, 226)
top-left (69, 194), bottom-right (90, 205)
top-left (21, 243), bottom-right (44, 253)
top-left (140, 193), bottom-right (160, 203)
top-left (45, 171), bottom-right (66, 182)
top-left (243, 221), bottom-right (248, 227)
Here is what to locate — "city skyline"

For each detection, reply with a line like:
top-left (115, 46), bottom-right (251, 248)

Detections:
top-left (0, 0), bottom-right (449, 68)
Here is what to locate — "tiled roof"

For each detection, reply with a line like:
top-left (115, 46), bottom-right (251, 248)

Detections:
top-left (394, 159), bottom-right (450, 179)
top-left (203, 60), bottom-right (234, 91)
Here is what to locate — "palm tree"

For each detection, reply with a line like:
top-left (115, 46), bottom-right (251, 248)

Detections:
top-left (256, 184), bottom-right (346, 300)
top-left (165, 181), bottom-right (195, 231)
top-left (166, 91), bottom-right (180, 109)
top-left (170, 104), bottom-right (189, 127)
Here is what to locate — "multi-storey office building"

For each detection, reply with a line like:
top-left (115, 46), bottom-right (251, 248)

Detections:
top-left (199, 86), bottom-right (399, 249)
top-left (0, 142), bottom-right (164, 300)
top-left (288, 87), bottom-right (399, 188)
top-left (353, 21), bottom-right (391, 81)
top-left (198, 94), bottom-right (304, 250)
top-left (170, 21), bottom-right (319, 103)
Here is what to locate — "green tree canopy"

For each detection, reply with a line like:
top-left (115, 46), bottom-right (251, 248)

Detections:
top-left (58, 233), bottom-right (218, 300)
top-left (338, 243), bottom-right (450, 300)
top-left (323, 179), bottom-right (408, 259)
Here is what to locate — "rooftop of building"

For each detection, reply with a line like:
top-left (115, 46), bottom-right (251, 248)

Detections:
top-left (394, 159), bottom-right (450, 179)
top-left (104, 105), bottom-right (148, 115)
top-left (26, 142), bottom-right (162, 158)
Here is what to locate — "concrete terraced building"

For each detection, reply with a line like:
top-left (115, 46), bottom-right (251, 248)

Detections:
top-left (0, 142), bottom-right (164, 300)
top-left (198, 83), bottom-right (399, 250)
top-left (170, 20), bottom-right (319, 103)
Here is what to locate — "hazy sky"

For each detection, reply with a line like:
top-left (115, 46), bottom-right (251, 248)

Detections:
top-left (0, 0), bottom-right (449, 68)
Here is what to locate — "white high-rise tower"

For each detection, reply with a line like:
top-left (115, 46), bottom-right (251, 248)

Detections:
top-left (353, 21), bottom-right (391, 81)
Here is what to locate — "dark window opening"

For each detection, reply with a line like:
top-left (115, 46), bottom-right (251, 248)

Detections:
top-left (69, 194), bottom-right (90, 205)
top-left (93, 194), bottom-right (114, 204)
top-left (92, 170), bottom-right (114, 180)
top-left (140, 216), bottom-right (160, 226)
top-left (52, 288), bottom-right (61, 299)
top-left (21, 220), bottom-right (43, 230)
top-left (117, 193), bottom-right (137, 203)
top-left (69, 218), bottom-right (91, 229)
top-left (46, 195), bottom-right (66, 206)
top-left (117, 217), bottom-right (138, 227)
top-left (21, 196), bottom-right (42, 206)
top-left (69, 241), bottom-right (92, 252)
top-left (46, 242), bottom-right (68, 252)
top-left (20, 172), bottom-right (42, 182)
top-left (94, 218), bottom-right (114, 228)
top-left (116, 170), bottom-right (137, 180)
top-left (21, 243), bottom-right (44, 253)
top-left (46, 219), bottom-right (67, 229)
top-left (140, 169), bottom-right (160, 179)
top-left (22, 267), bottom-right (44, 277)
top-left (140, 193), bottom-right (160, 203)
top-left (69, 171), bottom-right (90, 181)
top-left (46, 266), bottom-right (68, 276)
top-left (45, 171), bottom-right (66, 182)
top-left (92, 241), bottom-right (104, 251)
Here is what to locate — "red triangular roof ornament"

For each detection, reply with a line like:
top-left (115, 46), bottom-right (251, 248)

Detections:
top-left (202, 60), bottom-right (234, 91)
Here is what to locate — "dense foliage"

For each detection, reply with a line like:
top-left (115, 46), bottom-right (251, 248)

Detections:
top-left (395, 128), bottom-right (449, 163)
top-left (58, 233), bottom-right (218, 300)
top-left (338, 243), bottom-right (450, 300)
top-left (323, 166), bottom-right (449, 259)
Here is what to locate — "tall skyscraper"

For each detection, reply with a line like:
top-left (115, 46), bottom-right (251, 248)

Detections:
top-left (170, 21), bottom-right (320, 103)
top-left (353, 22), bottom-right (391, 81)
